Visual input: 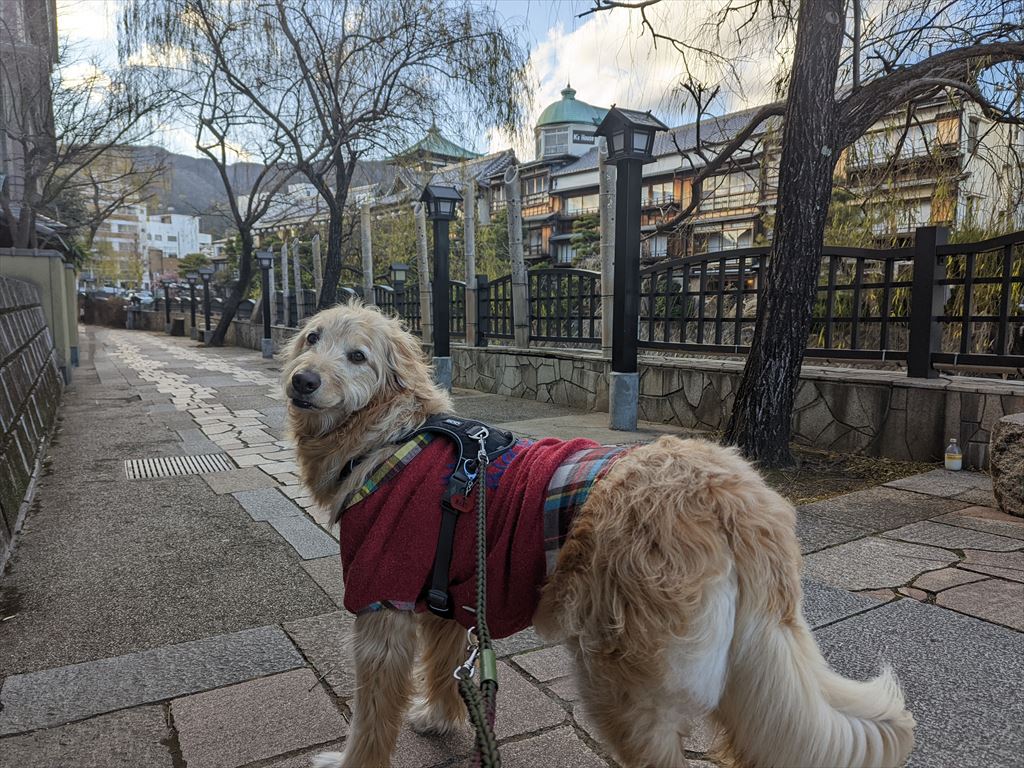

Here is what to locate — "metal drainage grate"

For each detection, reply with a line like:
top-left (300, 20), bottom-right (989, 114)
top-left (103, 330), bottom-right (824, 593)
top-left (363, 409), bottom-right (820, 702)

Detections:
top-left (125, 454), bottom-right (235, 479)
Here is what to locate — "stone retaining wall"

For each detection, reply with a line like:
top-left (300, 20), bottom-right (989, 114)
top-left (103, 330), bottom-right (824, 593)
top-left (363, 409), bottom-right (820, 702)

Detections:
top-left (122, 310), bottom-right (1023, 469)
top-left (453, 345), bottom-right (1024, 469)
top-left (0, 277), bottom-right (63, 570)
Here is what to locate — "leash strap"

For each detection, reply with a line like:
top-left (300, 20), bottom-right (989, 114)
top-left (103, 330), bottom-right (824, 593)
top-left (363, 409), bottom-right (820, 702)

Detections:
top-left (454, 434), bottom-right (501, 768)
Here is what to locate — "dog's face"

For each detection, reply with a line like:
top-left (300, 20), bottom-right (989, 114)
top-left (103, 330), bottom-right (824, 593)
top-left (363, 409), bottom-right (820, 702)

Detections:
top-left (282, 303), bottom-right (421, 433)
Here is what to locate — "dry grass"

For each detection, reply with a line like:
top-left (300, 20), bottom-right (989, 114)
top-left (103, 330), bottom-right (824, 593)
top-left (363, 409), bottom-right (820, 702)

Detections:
top-left (763, 448), bottom-right (936, 506)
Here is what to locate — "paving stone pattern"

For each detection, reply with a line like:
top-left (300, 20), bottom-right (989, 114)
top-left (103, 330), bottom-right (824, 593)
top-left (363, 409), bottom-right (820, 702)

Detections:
top-left (2, 327), bottom-right (1022, 768)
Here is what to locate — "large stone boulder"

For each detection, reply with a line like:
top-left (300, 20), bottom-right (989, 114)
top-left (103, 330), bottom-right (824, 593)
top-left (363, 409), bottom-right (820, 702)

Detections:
top-left (991, 412), bottom-right (1024, 517)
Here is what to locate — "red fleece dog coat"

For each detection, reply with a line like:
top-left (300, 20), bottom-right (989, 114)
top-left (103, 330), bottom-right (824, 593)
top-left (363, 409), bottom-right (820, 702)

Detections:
top-left (338, 435), bottom-right (628, 638)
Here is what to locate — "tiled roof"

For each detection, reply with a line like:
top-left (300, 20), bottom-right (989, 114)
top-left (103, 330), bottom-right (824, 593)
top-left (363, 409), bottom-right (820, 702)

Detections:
top-left (551, 104), bottom-right (778, 178)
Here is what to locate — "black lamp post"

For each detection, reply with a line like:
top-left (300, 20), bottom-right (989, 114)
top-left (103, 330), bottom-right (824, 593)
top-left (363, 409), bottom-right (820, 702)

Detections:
top-left (390, 261), bottom-right (410, 322)
top-left (161, 280), bottom-right (173, 333)
top-left (199, 266), bottom-right (214, 342)
top-left (186, 272), bottom-right (199, 340)
top-left (595, 106), bottom-right (669, 430)
top-left (420, 184), bottom-right (462, 391)
top-left (257, 250), bottom-right (274, 358)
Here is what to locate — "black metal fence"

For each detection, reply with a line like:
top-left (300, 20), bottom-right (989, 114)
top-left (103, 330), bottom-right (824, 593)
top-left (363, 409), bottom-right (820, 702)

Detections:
top-left (528, 268), bottom-right (601, 345)
top-left (485, 274), bottom-right (515, 340)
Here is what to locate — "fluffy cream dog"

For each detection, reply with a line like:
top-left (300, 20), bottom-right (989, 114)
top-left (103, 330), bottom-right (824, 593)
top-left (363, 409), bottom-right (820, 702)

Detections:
top-left (284, 302), bottom-right (915, 768)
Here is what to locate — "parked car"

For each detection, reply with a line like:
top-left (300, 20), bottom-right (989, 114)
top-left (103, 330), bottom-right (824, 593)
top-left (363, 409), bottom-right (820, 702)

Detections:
top-left (127, 291), bottom-right (155, 306)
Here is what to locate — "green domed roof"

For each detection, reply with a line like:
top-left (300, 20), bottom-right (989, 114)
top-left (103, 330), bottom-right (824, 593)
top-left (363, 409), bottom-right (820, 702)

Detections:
top-left (536, 85), bottom-right (607, 128)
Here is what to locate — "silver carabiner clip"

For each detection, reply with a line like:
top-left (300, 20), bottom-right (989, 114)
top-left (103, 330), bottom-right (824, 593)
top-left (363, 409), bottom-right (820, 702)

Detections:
top-left (454, 627), bottom-right (481, 680)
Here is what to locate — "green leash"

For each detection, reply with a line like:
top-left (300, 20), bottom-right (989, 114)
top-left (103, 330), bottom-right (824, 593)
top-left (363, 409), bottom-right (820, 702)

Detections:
top-left (453, 435), bottom-right (501, 768)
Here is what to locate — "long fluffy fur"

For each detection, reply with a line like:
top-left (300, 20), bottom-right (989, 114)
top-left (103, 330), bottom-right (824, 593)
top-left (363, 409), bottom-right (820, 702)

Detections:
top-left (285, 303), bottom-right (915, 768)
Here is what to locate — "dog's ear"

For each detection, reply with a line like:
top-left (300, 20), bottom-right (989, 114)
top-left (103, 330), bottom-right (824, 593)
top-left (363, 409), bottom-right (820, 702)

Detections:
top-left (382, 333), bottom-right (414, 391)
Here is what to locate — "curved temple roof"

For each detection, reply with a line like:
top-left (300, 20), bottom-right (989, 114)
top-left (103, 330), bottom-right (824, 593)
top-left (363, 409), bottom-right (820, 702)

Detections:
top-left (536, 85), bottom-right (607, 128)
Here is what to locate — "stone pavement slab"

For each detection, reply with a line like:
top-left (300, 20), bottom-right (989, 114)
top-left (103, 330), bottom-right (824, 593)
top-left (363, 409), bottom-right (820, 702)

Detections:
top-left (282, 611), bottom-right (356, 697)
top-left (795, 510), bottom-right (871, 553)
top-left (496, 726), bottom-right (606, 768)
top-left (799, 486), bottom-right (968, 532)
top-left (513, 645), bottom-right (574, 682)
top-left (936, 579), bottom-right (1024, 630)
top-left (300, 557), bottom-right (346, 607)
top-left (803, 537), bottom-right (957, 591)
top-left (172, 669), bottom-right (347, 768)
top-left (885, 468), bottom-right (992, 498)
top-left (911, 567), bottom-right (986, 592)
top-left (0, 626), bottom-right (304, 735)
top-left (816, 599), bottom-right (1024, 768)
top-left (0, 472), bottom-right (332, 676)
top-left (959, 549), bottom-right (1024, 582)
top-left (0, 706), bottom-right (174, 768)
top-left (269, 515), bottom-right (339, 559)
top-left (233, 488), bottom-right (304, 521)
top-left (882, 521), bottom-right (1023, 552)
top-left (934, 506), bottom-right (1024, 541)
top-left (800, 577), bottom-right (882, 628)
top-left (493, 626), bottom-right (547, 657)
top-left (493, 660), bottom-right (568, 739)
top-left (202, 467), bottom-right (279, 494)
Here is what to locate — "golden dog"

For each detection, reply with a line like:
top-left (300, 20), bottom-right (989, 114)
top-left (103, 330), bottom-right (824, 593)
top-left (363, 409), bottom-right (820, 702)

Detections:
top-left (283, 302), bottom-right (915, 768)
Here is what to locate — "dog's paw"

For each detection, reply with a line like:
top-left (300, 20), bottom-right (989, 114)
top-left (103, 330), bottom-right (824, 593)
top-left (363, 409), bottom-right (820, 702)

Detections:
top-left (310, 752), bottom-right (344, 768)
top-left (407, 696), bottom-right (465, 736)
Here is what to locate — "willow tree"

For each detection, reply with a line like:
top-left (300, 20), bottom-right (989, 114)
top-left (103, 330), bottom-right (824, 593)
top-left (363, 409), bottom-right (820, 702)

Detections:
top-left (120, 0), bottom-right (530, 309)
top-left (589, 0), bottom-right (1024, 466)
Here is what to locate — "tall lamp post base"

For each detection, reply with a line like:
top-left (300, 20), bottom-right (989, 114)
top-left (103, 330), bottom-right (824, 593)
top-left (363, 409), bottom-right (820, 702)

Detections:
top-left (190, 327), bottom-right (197, 341)
top-left (609, 371), bottom-right (639, 431)
top-left (433, 356), bottom-right (452, 392)
top-left (203, 329), bottom-right (214, 344)
top-left (261, 338), bottom-right (274, 359)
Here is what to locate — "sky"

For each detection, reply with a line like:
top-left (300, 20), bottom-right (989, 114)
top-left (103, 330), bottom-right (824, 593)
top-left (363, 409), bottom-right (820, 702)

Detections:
top-left (54, 0), bottom-right (785, 160)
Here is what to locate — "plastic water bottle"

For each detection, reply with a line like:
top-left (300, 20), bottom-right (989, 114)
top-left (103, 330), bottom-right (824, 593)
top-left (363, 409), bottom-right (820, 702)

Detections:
top-left (944, 438), bottom-right (962, 471)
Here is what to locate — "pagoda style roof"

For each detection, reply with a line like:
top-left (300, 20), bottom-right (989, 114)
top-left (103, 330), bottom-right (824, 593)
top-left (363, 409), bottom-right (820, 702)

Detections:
top-left (394, 125), bottom-right (482, 162)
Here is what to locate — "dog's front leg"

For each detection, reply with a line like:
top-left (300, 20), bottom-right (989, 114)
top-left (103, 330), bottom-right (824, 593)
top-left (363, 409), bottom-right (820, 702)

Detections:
top-left (339, 608), bottom-right (418, 768)
top-left (408, 612), bottom-right (468, 735)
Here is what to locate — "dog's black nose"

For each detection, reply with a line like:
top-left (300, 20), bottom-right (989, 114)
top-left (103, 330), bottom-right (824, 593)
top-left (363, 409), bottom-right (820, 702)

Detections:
top-left (291, 370), bottom-right (321, 395)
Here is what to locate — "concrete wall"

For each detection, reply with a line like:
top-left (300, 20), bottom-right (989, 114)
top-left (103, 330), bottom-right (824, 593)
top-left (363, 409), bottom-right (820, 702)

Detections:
top-left (453, 345), bottom-right (1024, 468)
top-left (0, 277), bottom-right (63, 571)
top-left (0, 248), bottom-right (78, 381)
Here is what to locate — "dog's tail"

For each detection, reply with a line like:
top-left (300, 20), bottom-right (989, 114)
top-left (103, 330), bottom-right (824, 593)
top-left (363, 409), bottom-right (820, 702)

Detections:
top-left (713, 605), bottom-right (915, 768)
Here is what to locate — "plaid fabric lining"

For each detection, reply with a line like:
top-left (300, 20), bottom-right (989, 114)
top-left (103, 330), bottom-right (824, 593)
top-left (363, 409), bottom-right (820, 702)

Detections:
top-left (343, 433), bottom-right (433, 509)
top-left (543, 445), bottom-right (630, 574)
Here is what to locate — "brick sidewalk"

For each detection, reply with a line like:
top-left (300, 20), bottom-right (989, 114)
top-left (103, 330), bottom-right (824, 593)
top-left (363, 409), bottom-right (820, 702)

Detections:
top-left (0, 326), bottom-right (1021, 767)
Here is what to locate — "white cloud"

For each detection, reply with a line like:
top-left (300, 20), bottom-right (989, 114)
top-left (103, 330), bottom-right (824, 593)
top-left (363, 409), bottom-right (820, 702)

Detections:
top-left (490, 1), bottom-right (792, 156)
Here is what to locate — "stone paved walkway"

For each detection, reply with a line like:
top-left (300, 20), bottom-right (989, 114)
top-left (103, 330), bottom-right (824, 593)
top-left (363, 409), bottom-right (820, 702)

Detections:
top-left (0, 326), bottom-right (1021, 768)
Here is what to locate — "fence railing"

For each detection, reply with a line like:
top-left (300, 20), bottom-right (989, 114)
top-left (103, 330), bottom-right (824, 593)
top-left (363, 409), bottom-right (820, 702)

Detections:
top-left (155, 226), bottom-right (1022, 376)
top-left (528, 268), bottom-right (601, 345)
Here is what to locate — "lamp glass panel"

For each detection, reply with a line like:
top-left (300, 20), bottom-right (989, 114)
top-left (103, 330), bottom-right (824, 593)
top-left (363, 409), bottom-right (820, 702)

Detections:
top-left (633, 129), bottom-right (651, 154)
top-left (441, 200), bottom-right (455, 218)
top-left (611, 131), bottom-right (625, 155)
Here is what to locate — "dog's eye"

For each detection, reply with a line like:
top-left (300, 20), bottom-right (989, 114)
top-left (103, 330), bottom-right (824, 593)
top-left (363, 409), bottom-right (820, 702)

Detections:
top-left (347, 350), bottom-right (367, 364)
top-left (306, 332), bottom-right (319, 345)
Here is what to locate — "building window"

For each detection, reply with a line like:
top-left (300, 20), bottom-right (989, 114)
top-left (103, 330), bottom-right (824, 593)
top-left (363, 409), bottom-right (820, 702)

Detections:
top-left (701, 171), bottom-right (758, 211)
top-left (526, 228), bottom-right (545, 257)
top-left (967, 117), bottom-right (980, 154)
top-left (565, 193), bottom-right (599, 215)
top-left (705, 225), bottom-right (753, 252)
top-left (641, 235), bottom-right (669, 260)
top-left (168, 235), bottom-right (177, 242)
top-left (154, 234), bottom-right (162, 241)
top-left (557, 244), bottom-right (575, 264)
top-left (642, 181), bottom-right (674, 205)
top-left (523, 174), bottom-right (548, 205)
top-left (543, 128), bottom-right (569, 157)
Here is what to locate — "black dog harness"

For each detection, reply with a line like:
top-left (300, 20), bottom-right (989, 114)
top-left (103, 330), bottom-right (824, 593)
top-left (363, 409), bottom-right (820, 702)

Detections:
top-left (403, 415), bottom-right (516, 619)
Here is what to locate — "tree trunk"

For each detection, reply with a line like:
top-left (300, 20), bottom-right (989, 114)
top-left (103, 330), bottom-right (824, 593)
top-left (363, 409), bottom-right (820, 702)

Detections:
top-left (319, 205), bottom-right (345, 309)
top-left (209, 231), bottom-right (254, 347)
top-left (724, 0), bottom-right (845, 467)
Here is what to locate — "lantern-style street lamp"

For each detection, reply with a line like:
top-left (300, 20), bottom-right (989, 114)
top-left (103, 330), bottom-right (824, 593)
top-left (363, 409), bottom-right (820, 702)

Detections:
top-left (186, 272), bottom-right (199, 340)
top-left (257, 250), bottom-right (274, 358)
top-left (161, 280), bottom-right (173, 334)
top-left (595, 106), bottom-right (668, 430)
top-left (390, 262), bottom-right (409, 321)
top-left (420, 185), bottom-right (462, 391)
top-left (199, 266), bottom-right (214, 342)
